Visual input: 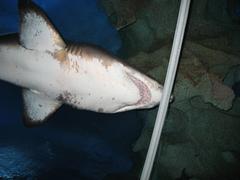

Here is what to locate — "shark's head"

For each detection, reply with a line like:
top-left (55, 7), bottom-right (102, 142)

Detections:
top-left (113, 64), bottom-right (163, 113)
top-left (64, 45), bottom-right (163, 113)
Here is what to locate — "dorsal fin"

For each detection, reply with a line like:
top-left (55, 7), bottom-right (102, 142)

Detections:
top-left (18, 0), bottom-right (65, 52)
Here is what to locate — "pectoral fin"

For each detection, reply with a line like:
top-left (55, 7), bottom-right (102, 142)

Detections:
top-left (18, 0), bottom-right (65, 52)
top-left (23, 89), bottom-right (62, 127)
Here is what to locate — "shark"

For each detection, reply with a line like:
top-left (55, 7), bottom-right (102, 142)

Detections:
top-left (0, 0), bottom-right (163, 127)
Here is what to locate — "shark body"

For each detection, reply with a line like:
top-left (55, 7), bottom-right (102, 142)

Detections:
top-left (0, 0), bottom-right (163, 126)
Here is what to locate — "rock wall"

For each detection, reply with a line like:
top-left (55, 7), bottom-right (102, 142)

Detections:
top-left (101, 0), bottom-right (240, 179)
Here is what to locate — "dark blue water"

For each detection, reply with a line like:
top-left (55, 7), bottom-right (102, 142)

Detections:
top-left (0, 1), bottom-right (141, 179)
top-left (0, 0), bottom-right (121, 54)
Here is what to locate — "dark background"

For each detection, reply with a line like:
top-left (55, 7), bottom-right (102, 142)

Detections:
top-left (0, 0), bottom-right (142, 179)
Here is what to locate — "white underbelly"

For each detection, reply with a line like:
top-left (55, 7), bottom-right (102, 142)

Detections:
top-left (0, 45), bottom-right (63, 98)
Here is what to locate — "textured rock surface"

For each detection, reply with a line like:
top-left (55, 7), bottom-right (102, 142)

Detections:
top-left (224, 65), bottom-right (240, 87)
top-left (102, 0), bottom-right (238, 56)
top-left (128, 41), bottom-right (237, 110)
top-left (127, 38), bottom-right (239, 179)
top-left (101, 0), bottom-right (137, 30)
top-left (134, 97), bottom-right (240, 180)
top-left (102, 0), bottom-right (240, 178)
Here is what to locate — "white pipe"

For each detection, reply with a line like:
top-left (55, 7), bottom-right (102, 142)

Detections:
top-left (140, 0), bottom-right (191, 179)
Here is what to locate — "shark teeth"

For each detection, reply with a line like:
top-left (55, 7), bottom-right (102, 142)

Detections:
top-left (127, 73), bottom-right (152, 105)
top-left (114, 73), bottom-right (152, 113)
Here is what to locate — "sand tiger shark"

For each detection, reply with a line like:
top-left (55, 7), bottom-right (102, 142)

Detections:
top-left (0, 0), bottom-right (163, 127)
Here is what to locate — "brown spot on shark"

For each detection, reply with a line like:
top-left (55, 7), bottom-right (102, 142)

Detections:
top-left (66, 44), bottom-right (83, 56)
top-left (53, 49), bottom-right (67, 63)
top-left (66, 44), bottom-right (115, 69)
top-left (82, 46), bottom-right (115, 69)
top-left (57, 91), bottom-right (78, 104)
top-left (53, 49), bottom-right (80, 73)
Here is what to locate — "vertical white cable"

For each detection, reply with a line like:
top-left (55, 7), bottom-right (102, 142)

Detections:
top-left (140, 0), bottom-right (191, 179)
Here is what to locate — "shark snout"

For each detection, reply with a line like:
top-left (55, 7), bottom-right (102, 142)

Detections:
top-left (131, 73), bottom-right (163, 108)
top-left (115, 68), bottom-right (163, 113)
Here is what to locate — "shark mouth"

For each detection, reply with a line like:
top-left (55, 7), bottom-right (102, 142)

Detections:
top-left (115, 73), bottom-right (152, 113)
top-left (127, 73), bottom-right (152, 105)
